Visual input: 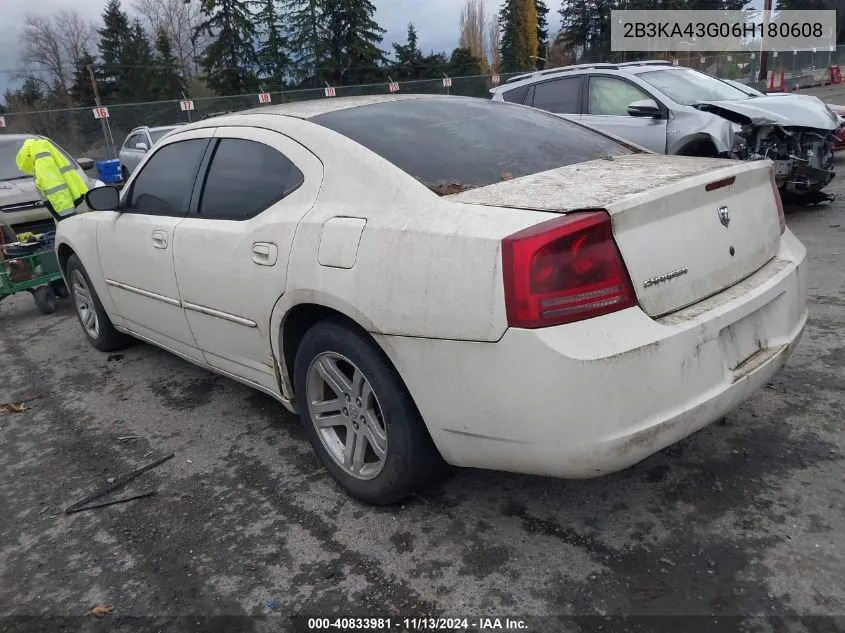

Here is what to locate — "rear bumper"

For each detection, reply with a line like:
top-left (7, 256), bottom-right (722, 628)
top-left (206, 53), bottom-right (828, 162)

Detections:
top-left (376, 229), bottom-right (808, 478)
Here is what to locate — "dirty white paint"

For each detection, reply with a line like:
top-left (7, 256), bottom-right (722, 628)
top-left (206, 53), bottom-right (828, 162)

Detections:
top-left (317, 217), bottom-right (367, 269)
top-left (55, 97), bottom-right (809, 480)
top-left (374, 231), bottom-right (807, 476)
top-left (450, 154), bottom-right (731, 211)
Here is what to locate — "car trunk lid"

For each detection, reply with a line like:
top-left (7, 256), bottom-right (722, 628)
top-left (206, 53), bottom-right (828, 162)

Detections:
top-left (449, 154), bottom-right (782, 317)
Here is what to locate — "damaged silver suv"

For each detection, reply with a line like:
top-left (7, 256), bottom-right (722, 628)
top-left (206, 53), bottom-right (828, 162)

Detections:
top-left (491, 61), bottom-right (840, 202)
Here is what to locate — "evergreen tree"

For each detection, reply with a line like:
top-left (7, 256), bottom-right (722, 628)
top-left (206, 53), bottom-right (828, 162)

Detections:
top-left (257, 0), bottom-right (290, 89)
top-left (500, 0), bottom-right (539, 72)
top-left (152, 30), bottom-right (185, 99)
top-left (18, 77), bottom-right (45, 107)
top-left (558, 0), bottom-right (612, 63)
top-left (392, 23), bottom-right (424, 79)
top-left (70, 49), bottom-right (98, 106)
top-left (535, 0), bottom-right (549, 69)
top-left (321, 0), bottom-right (386, 85)
top-left (98, 0), bottom-right (131, 101)
top-left (449, 47), bottom-right (483, 76)
top-left (286, 0), bottom-right (325, 85)
top-left (422, 51), bottom-right (450, 79)
top-left (195, 0), bottom-right (260, 94)
top-left (120, 21), bottom-right (156, 101)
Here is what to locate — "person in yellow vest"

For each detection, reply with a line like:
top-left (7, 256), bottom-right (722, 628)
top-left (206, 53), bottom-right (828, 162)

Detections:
top-left (15, 138), bottom-right (89, 220)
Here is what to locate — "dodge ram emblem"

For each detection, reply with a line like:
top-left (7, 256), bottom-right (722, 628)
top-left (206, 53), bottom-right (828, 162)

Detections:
top-left (718, 206), bottom-right (730, 228)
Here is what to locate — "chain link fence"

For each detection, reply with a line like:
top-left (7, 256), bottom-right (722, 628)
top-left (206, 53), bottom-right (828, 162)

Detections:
top-left (5, 45), bottom-right (845, 163)
top-left (0, 72), bottom-right (525, 162)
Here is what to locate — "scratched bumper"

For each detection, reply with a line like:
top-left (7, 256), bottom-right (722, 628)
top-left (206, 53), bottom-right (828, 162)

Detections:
top-left (377, 229), bottom-right (808, 478)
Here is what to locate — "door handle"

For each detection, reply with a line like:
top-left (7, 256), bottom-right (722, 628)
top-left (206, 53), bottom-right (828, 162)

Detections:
top-left (252, 242), bottom-right (278, 266)
top-left (152, 230), bottom-right (168, 249)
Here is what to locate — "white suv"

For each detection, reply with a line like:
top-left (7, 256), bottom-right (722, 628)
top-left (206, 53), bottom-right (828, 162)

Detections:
top-left (118, 125), bottom-right (184, 181)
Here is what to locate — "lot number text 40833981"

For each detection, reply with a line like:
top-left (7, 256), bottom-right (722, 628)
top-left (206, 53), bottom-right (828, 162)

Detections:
top-left (305, 617), bottom-right (529, 631)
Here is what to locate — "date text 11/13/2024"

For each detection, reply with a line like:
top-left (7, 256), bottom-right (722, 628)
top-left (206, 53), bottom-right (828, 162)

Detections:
top-left (306, 617), bottom-right (529, 631)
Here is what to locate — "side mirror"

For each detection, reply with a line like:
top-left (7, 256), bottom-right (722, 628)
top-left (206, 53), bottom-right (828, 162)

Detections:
top-left (85, 186), bottom-right (121, 211)
top-left (76, 157), bottom-right (95, 170)
top-left (627, 99), bottom-right (663, 118)
top-left (136, 142), bottom-right (148, 151)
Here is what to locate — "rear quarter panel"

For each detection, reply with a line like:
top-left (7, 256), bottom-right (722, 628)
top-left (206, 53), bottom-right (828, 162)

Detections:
top-left (266, 117), bottom-right (550, 343)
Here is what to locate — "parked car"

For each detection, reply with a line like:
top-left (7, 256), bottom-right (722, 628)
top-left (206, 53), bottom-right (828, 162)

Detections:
top-left (118, 125), bottom-right (184, 180)
top-left (0, 134), bottom-right (102, 235)
top-left (824, 103), bottom-right (845, 151)
top-left (720, 79), bottom-right (845, 153)
top-left (55, 95), bottom-right (807, 504)
top-left (491, 61), bottom-right (840, 202)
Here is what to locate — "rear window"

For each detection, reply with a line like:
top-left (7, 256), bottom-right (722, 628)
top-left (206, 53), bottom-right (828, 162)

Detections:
top-left (311, 97), bottom-right (634, 193)
top-left (150, 128), bottom-right (178, 144)
top-left (500, 86), bottom-right (528, 104)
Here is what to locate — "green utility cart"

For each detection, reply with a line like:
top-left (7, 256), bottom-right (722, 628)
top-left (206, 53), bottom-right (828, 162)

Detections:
top-left (0, 228), bottom-right (68, 314)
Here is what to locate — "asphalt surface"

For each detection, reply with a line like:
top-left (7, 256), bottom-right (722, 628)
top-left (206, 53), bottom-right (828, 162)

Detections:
top-left (1, 157), bottom-right (844, 633)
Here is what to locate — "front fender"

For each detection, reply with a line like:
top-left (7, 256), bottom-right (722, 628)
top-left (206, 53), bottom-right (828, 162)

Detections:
top-left (55, 212), bottom-right (121, 322)
top-left (669, 110), bottom-right (738, 155)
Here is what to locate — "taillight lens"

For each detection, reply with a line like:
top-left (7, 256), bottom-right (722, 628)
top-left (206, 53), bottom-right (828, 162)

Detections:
top-left (769, 166), bottom-right (786, 235)
top-left (502, 210), bottom-right (636, 328)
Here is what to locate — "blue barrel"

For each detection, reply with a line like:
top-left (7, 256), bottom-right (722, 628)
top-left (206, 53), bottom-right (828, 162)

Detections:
top-left (95, 159), bottom-right (121, 184)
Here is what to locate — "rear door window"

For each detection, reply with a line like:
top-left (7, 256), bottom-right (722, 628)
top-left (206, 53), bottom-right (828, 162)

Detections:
top-left (529, 77), bottom-right (584, 114)
top-left (197, 138), bottom-right (304, 220)
top-left (125, 139), bottom-right (209, 216)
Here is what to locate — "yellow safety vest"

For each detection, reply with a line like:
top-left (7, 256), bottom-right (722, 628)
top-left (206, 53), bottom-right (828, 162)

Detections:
top-left (15, 138), bottom-right (89, 216)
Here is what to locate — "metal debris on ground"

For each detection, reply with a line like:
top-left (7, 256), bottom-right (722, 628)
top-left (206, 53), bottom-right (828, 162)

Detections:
top-left (117, 435), bottom-right (140, 441)
top-left (64, 453), bottom-right (174, 514)
top-left (69, 491), bottom-right (156, 513)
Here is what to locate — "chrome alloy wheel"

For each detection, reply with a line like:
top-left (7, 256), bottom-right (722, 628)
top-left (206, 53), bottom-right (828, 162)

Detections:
top-left (305, 352), bottom-right (388, 480)
top-left (71, 269), bottom-right (100, 339)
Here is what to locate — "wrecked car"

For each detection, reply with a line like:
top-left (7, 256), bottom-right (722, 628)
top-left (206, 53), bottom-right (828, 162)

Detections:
top-left (490, 61), bottom-right (839, 202)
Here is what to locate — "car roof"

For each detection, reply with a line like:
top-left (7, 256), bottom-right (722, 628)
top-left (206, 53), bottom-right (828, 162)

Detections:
top-left (130, 124), bottom-right (185, 133)
top-left (198, 94), bottom-right (431, 122)
top-left (493, 60), bottom-right (679, 93)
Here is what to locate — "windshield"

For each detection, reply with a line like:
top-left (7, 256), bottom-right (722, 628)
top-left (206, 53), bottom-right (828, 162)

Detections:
top-left (0, 138), bottom-right (78, 181)
top-left (0, 141), bottom-right (32, 180)
top-left (312, 97), bottom-right (634, 193)
top-left (638, 68), bottom-right (752, 105)
top-left (150, 127), bottom-right (178, 144)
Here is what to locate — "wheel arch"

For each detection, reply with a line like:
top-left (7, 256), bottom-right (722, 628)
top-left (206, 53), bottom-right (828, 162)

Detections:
top-left (271, 292), bottom-right (411, 407)
top-left (675, 134), bottom-right (722, 157)
top-left (275, 297), bottom-right (378, 404)
top-left (56, 241), bottom-right (75, 275)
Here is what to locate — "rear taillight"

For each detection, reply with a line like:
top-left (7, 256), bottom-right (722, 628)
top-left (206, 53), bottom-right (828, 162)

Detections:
top-left (769, 166), bottom-right (786, 235)
top-left (502, 210), bottom-right (636, 329)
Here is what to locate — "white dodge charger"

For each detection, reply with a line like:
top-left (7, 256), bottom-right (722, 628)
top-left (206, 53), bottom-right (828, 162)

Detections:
top-left (55, 94), bottom-right (808, 504)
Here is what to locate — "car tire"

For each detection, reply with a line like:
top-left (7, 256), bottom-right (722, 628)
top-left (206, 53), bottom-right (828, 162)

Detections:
top-left (51, 279), bottom-right (69, 298)
top-left (293, 317), bottom-right (448, 505)
top-left (121, 166), bottom-right (129, 182)
top-left (32, 286), bottom-right (57, 315)
top-left (65, 254), bottom-right (133, 352)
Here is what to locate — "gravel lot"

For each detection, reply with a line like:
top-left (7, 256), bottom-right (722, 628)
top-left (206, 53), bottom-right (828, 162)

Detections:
top-left (1, 152), bottom-right (844, 632)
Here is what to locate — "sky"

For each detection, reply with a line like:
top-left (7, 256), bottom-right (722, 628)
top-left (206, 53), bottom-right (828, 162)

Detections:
top-left (0, 0), bottom-right (563, 99)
